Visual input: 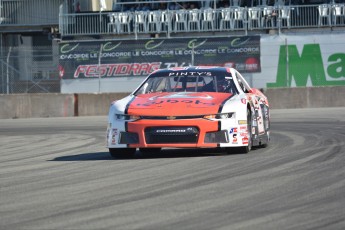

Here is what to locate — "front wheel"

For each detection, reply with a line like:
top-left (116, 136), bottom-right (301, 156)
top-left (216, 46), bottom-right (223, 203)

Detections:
top-left (109, 148), bottom-right (136, 158)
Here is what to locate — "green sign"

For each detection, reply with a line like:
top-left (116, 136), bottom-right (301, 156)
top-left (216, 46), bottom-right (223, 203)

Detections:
top-left (267, 44), bottom-right (345, 87)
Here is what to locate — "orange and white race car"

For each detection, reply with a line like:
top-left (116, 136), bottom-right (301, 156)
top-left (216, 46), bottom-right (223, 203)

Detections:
top-left (106, 66), bottom-right (270, 158)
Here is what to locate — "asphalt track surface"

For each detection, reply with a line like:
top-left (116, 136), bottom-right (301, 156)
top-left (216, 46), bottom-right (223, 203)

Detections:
top-left (0, 107), bottom-right (344, 230)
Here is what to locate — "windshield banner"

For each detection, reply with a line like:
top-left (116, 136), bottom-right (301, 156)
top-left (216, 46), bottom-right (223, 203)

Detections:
top-left (59, 36), bottom-right (261, 79)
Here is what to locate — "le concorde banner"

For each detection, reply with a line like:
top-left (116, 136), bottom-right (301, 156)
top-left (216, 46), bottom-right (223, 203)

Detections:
top-left (58, 36), bottom-right (261, 79)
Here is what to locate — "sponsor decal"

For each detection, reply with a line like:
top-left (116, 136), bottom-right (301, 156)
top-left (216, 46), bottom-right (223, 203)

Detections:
top-left (241, 98), bottom-right (246, 104)
top-left (136, 99), bottom-right (216, 107)
top-left (242, 137), bottom-right (249, 145)
top-left (232, 134), bottom-right (238, 144)
top-left (60, 43), bottom-right (79, 54)
top-left (225, 47), bottom-right (259, 54)
top-left (111, 129), bottom-right (118, 144)
top-left (257, 115), bottom-right (263, 124)
top-left (73, 63), bottom-right (161, 78)
top-left (168, 71), bottom-right (212, 76)
top-left (240, 126), bottom-right (247, 132)
top-left (145, 40), bottom-right (164, 50)
top-left (240, 132), bottom-right (248, 137)
top-left (156, 129), bottom-right (185, 133)
top-left (238, 120), bottom-right (247, 125)
top-left (188, 39), bottom-right (208, 49)
top-left (129, 92), bottom-right (230, 113)
top-left (106, 123), bottom-right (112, 144)
top-left (103, 42), bottom-right (122, 51)
top-left (229, 128), bottom-right (238, 134)
top-left (231, 37), bottom-right (251, 47)
top-left (245, 57), bottom-right (259, 72)
top-left (152, 127), bottom-right (198, 134)
top-left (239, 124), bottom-right (248, 137)
top-left (240, 126), bottom-right (248, 140)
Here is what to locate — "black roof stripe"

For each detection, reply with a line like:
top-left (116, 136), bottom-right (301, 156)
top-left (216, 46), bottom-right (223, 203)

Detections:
top-left (125, 96), bottom-right (136, 114)
top-left (218, 95), bottom-right (233, 113)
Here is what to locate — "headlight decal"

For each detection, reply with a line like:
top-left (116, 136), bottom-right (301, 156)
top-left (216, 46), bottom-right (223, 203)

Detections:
top-left (115, 114), bottom-right (140, 121)
top-left (204, 112), bottom-right (235, 120)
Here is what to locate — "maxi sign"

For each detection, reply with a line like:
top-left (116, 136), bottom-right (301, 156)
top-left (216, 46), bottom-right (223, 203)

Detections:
top-left (267, 43), bottom-right (345, 87)
top-left (58, 36), bottom-right (261, 79)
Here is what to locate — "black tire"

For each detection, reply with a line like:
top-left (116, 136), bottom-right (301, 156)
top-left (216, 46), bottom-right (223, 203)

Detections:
top-left (109, 148), bottom-right (136, 158)
top-left (139, 148), bottom-right (162, 154)
top-left (259, 131), bottom-right (270, 148)
top-left (260, 143), bottom-right (268, 148)
top-left (237, 108), bottom-right (252, 154)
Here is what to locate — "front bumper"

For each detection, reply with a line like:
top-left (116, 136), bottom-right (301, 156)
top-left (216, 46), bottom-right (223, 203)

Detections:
top-left (107, 118), bottom-right (249, 148)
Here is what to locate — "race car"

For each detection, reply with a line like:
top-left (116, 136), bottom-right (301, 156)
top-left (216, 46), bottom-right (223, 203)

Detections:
top-left (106, 66), bottom-right (270, 158)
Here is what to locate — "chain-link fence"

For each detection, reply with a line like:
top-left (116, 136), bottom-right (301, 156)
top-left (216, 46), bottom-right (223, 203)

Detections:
top-left (0, 45), bottom-right (60, 94)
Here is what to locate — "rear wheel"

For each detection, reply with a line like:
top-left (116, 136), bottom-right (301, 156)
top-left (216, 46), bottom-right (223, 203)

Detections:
top-left (259, 131), bottom-right (270, 148)
top-left (109, 148), bottom-right (136, 158)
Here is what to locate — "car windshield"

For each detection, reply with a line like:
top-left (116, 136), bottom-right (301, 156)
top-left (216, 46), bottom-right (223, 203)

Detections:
top-left (134, 71), bottom-right (237, 95)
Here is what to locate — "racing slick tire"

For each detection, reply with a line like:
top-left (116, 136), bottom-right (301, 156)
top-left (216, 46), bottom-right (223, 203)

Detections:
top-left (259, 131), bottom-right (270, 148)
top-left (139, 148), bottom-right (162, 154)
top-left (109, 148), bottom-right (136, 158)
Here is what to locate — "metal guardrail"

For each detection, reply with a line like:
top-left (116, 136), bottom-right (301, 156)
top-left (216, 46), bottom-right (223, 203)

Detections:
top-left (59, 4), bottom-right (345, 37)
top-left (0, 0), bottom-right (63, 26)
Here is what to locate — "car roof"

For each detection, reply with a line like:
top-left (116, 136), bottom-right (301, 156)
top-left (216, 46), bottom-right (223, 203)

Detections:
top-left (155, 66), bottom-right (233, 73)
top-left (159, 66), bottom-right (231, 72)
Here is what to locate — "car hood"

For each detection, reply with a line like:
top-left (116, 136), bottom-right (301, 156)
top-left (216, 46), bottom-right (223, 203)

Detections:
top-left (127, 92), bottom-right (233, 116)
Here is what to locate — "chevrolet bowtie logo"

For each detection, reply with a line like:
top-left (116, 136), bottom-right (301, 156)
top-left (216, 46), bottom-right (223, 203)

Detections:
top-left (167, 116), bottom-right (176, 120)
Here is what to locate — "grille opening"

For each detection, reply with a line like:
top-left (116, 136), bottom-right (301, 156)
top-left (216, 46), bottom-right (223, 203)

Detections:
top-left (145, 126), bottom-right (199, 144)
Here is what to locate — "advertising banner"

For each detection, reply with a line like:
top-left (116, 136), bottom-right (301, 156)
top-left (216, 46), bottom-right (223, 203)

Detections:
top-left (258, 34), bottom-right (345, 88)
top-left (58, 36), bottom-right (261, 79)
